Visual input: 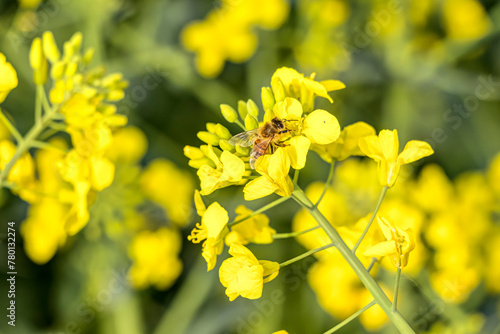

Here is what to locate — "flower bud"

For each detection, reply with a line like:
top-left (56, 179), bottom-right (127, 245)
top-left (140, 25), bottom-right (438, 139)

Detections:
top-left (33, 57), bottom-right (48, 85)
top-left (220, 104), bottom-right (238, 123)
top-left (70, 32), bottom-right (83, 53)
top-left (215, 124), bottom-right (231, 140)
top-left (238, 100), bottom-right (247, 119)
top-left (261, 87), bottom-right (275, 111)
top-left (245, 114), bottom-right (259, 130)
top-left (42, 31), bottom-right (60, 63)
top-left (184, 146), bottom-right (205, 160)
top-left (50, 61), bottom-right (65, 80)
top-left (189, 158), bottom-right (214, 169)
top-left (246, 99), bottom-right (259, 117)
top-left (107, 90), bottom-right (125, 101)
top-left (235, 145), bottom-right (251, 156)
top-left (29, 37), bottom-right (43, 70)
top-left (271, 78), bottom-right (286, 102)
top-left (101, 73), bottom-right (123, 87)
top-left (197, 131), bottom-right (220, 146)
top-left (65, 60), bottom-right (78, 77)
top-left (219, 139), bottom-right (235, 151)
top-left (49, 80), bottom-right (66, 104)
top-left (206, 122), bottom-right (217, 133)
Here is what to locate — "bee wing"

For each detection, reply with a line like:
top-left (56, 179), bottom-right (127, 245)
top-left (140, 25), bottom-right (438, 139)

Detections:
top-left (228, 129), bottom-right (260, 147)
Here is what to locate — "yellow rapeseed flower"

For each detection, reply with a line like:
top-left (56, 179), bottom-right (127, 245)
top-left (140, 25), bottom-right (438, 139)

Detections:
top-left (443, 0), bottom-right (491, 41)
top-left (106, 126), bottom-right (148, 164)
top-left (243, 148), bottom-right (293, 201)
top-left (0, 53), bottom-right (18, 103)
top-left (128, 228), bottom-right (183, 290)
top-left (188, 202), bottom-right (229, 271)
top-left (363, 216), bottom-right (416, 269)
top-left (313, 121), bottom-right (376, 162)
top-left (225, 205), bottom-right (276, 245)
top-left (359, 129), bottom-right (433, 187)
top-left (219, 242), bottom-right (279, 301)
top-left (197, 145), bottom-right (245, 195)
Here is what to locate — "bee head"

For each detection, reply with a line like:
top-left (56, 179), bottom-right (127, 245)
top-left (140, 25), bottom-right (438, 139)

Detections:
top-left (271, 117), bottom-right (285, 129)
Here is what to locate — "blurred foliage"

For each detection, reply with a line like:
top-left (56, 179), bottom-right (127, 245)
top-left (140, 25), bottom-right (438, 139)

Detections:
top-left (1, 0), bottom-right (500, 334)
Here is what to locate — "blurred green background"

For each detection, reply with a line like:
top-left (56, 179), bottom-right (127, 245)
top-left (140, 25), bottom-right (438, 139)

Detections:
top-left (1, 0), bottom-right (500, 333)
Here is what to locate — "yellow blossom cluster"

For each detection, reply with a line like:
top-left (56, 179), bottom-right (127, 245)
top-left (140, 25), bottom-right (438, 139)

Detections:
top-left (181, 0), bottom-right (289, 77)
top-left (185, 66), bottom-right (435, 311)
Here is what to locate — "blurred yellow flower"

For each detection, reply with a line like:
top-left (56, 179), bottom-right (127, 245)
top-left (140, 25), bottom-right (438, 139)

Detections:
top-left (17, 0), bottom-right (43, 8)
top-left (443, 0), bottom-right (491, 41)
top-left (364, 216), bottom-right (415, 269)
top-left (408, 164), bottom-right (454, 213)
top-left (197, 146), bottom-right (245, 195)
top-left (243, 148), bottom-right (293, 200)
top-left (189, 202), bottom-right (229, 271)
top-left (272, 331), bottom-right (289, 334)
top-left (313, 121), bottom-right (375, 162)
top-left (225, 205), bottom-right (276, 245)
top-left (128, 228), bottom-right (183, 290)
top-left (140, 159), bottom-right (194, 227)
top-left (219, 242), bottom-right (279, 301)
top-left (359, 129), bottom-right (433, 187)
top-left (0, 53), bottom-right (18, 103)
top-left (181, 0), bottom-right (289, 77)
top-left (107, 126), bottom-right (148, 164)
top-left (487, 152), bottom-right (500, 196)
top-left (0, 140), bottom-right (36, 192)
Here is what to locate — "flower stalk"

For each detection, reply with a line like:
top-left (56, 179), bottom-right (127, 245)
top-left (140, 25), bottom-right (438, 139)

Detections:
top-left (279, 243), bottom-right (334, 268)
top-left (323, 300), bottom-right (376, 334)
top-left (291, 186), bottom-right (415, 334)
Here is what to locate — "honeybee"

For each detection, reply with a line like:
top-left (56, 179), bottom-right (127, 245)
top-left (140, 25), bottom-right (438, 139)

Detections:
top-left (229, 117), bottom-right (292, 169)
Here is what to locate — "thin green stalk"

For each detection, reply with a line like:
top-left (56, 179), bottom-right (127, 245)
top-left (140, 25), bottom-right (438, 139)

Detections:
top-left (279, 243), bottom-right (334, 268)
top-left (293, 168), bottom-right (300, 184)
top-left (315, 161), bottom-right (335, 207)
top-left (323, 300), bottom-right (376, 334)
top-left (35, 85), bottom-right (43, 123)
top-left (273, 225), bottom-right (320, 239)
top-left (393, 267), bottom-right (402, 312)
top-left (0, 107), bottom-right (57, 187)
top-left (235, 120), bottom-right (246, 131)
top-left (39, 84), bottom-right (53, 114)
top-left (352, 186), bottom-right (389, 253)
top-left (291, 187), bottom-right (415, 333)
top-left (367, 257), bottom-right (377, 273)
top-left (0, 108), bottom-right (23, 143)
top-left (227, 196), bottom-right (290, 227)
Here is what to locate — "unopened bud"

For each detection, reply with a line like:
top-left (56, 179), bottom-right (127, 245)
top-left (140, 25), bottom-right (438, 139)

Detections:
top-left (189, 158), bottom-right (214, 169)
top-left (215, 124), bottom-right (231, 140)
top-left (206, 122), bottom-right (217, 133)
top-left (235, 145), bottom-right (251, 156)
top-left (29, 37), bottom-right (43, 70)
top-left (245, 114), bottom-right (259, 130)
top-left (261, 87), bottom-right (275, 111)
top-left (238, 100), bottom-right (247, 119)
top-left (50, 61), bottom-right (65, 80)
top-left (219, 139), bottom-right (235, 151)
top-left (246, 99), bottom-right (259, 117)
top-left (271, 78), bottom-right (286, 102)
top-left (220, 104), bottom-right (238, 123)
top-left (42, 31), bottom-right (60, 63)
top-left (197, 131), bottom-right (220, 146)
top-left (184, 146), bottom-right (205, 160)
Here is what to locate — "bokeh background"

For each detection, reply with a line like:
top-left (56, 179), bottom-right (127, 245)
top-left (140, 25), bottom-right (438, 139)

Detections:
top-left (1, 0), bottom-right (500, 333)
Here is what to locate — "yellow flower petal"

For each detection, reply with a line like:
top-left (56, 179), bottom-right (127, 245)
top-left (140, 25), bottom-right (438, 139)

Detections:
top-left (243, 176), bottom-right (278, 201)
top-left (398, 140), bottom-right (434, 165)
top-left (363, 240), bottom-right (397, 257)
top-left (320, 79), bottom-right (346, 92)
top-left (302, 109), bottom-right (340, 145)
top-left (0, 53), bottom-right (18, 103)
top-left (89, 156), bottom-right (115, 191)
top-left (220, 150), bottom-right (245, 181)
top-left (203, 202), bottom-right (229, 239)
top-left (285, 135), bottom-right (311, 169)
top-left (359, 135), bottom-right (383, 161)
top-left (273, 97), bottom-right (303, 120)
top-left (378, 129), bottom-right (399, 162)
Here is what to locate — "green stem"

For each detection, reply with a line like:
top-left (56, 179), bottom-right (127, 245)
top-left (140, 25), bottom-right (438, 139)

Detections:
top-left (273, 225), bottom-right (320, 239)
top-left (291, 187), bottom-right (415, 333)
top-left (315, 161), bottom-right (335, 207)
top-left (279, 243), bottom-right (334, 268)
top-left (235, 120), bottom-right (246, 131)
top-left (352, 186), bottom-right (389, 253)
top-left (35, 85), bottom-right (43, 123)
top-left (393, 267), bottom-right (402, 312)
top-left (0, 108), bottom-right (57, 188)
top-left (227, 196), bottom-right (290, 227)
top-left (323, 300), bottom-right (376, 334)
top-left (293, 168), bottom-right (300, 184)
top-left (0, 108), bottom-right (23, 143)
top-left (367, 257), bottom-right (377, 273)
top-left (39, 84), bottom-right (53, 114)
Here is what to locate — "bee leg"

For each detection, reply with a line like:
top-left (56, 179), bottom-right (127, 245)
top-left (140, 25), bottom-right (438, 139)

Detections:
top-left (274, 141), bottom-right (290, 147)
top-left (279, 130), bottom-right (290, 134)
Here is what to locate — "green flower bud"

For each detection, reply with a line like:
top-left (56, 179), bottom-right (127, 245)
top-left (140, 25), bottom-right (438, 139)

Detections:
top-left (247, 99), bottom-right (259, 117)
top-left (42, 31), bottom-right (60, 63)
top-left (220, 104), bottom-right (238, 123)
top-left (219, 139), bottom-right (235, 151)
top-left (271, 78), bottom-right (286, 102)
top-left (238, 100), bottom-right (247, 119)
top-left (215, 124), bottom-right (231, 140)
top-left (197, 131), bottom-right (220, 146)
top-left (245, 114), bottom-right (259, 130)
top-left (261, 87), bottom-right (275, 111)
